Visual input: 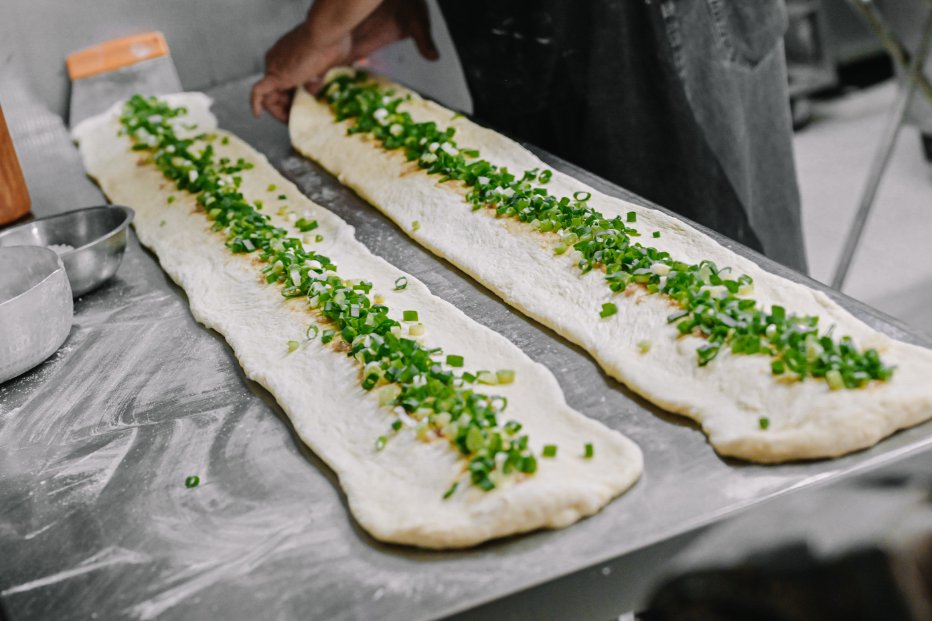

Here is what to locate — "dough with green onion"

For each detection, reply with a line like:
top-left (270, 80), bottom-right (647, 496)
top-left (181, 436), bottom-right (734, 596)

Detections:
top-left (289, 73), bottom-right (932, 462)
top-left (73, 94), bottom-right (642, 549)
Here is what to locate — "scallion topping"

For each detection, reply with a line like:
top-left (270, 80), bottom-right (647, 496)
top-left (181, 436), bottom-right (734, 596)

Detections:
top-left (184, 475), bottom-right (200, 488)
top-left (600, 302), bottom-right (618, 318)
top-left (393, 276), bottom-right (408, 290)
top-left (295, 217), bottom-right (318, 232)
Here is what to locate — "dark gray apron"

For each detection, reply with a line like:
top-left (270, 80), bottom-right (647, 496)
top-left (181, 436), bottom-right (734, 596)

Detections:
top-left (439, 0), bottom-right (808, 273)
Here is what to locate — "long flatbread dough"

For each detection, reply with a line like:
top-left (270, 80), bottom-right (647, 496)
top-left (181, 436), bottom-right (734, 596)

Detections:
top-left (290, 75), bottom-right (932, 462)
top-left (73, 94), bottom-right (642, 549)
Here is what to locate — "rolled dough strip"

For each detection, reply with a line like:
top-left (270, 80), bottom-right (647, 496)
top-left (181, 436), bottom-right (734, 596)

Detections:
top-left (289, 76), bottom-right (932, 462)
top-left (73, 94), bottom-right (642, 549)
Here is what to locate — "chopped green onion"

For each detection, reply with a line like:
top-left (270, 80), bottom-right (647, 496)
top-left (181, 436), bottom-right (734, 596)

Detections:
top-left (411, 220), bottom-right (421, 231)
top-left (375, 435), bottom-right (388, 451)
top-left (287, 340), bottom-right (300, 353)
top-left (378, 384), bottom-right (401, 407)
top-left (600, 302), bottom-right (618, 318)
top-left (402, 309), bottom-right (419, 322)
top-left (826, 369), bottom-right (844, 391)
top-left (496, 369), bottom-right (515, 385)
top-left (167, 195), bottom-right (175, 204)
top-left (539, 169), bottom-right (553, 183)
top-left (321, 329), bottom-right (335, 344)
top-left (278, 194), bottom-right (287, 200)
top-left (696, 344), bottom-right (720, 366)
top-left (626, 211), bottom-right (637, 223)
top-left (446, 354), bottom-right (464, 367)
top-left (465, 425), bottom-right (483, 453)
top-left (637, 339), bottom-right (652, 354)
top-left (394, 276), bottom-right (408, 290)
top-left (443, 481), bottom-right (459, 499)
top-left (391, 419), bottom-right (403, 431)
top-left (583, 443), bottom-right (594, 459)
top-left (184, 475), bottom-right (200, 488)
top-left (504, 420), bottom-right (522, 435)
top-left (476, 370), bottom-right (498, 385)
top-left (573, 190), bottom-right (591, 201)
top-left (758, 417), bottom-right (770, 430)
top-left (306, 325), bottom-right (319, 340)
top-left (295, 218), bottom-right (318, 232)
top-left (267, 184), bottom-right (277, 192)
top-left (542, 444), bottom-right (558, 458)
top-left (652, 231), bottom-right (661, 238)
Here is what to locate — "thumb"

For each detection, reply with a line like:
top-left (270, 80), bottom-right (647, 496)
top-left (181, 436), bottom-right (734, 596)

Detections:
top-left (250, 76), bottom-right (276, 118)
top-left (413, 31), bottom-right (439, 61)
top-left (303, 78), bottom-right (324, 96)
top-left (409, 4), bottom-right (439, 61)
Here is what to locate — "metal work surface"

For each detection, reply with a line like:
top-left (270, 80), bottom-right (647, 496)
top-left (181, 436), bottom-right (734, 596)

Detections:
top-left (2, 74), bottom-right (932, 621)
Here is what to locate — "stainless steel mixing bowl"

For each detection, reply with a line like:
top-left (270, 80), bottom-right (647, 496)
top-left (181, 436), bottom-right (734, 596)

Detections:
top-left (0, 205), bottom-right (134, 296)
top-left (0, 246), bottom-right (73, 384)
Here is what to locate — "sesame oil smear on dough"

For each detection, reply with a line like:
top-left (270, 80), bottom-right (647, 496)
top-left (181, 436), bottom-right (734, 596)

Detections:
top-left (288, 69), bottom-right (932, 463)
top-left (72, 93), bottom-right (642, 549)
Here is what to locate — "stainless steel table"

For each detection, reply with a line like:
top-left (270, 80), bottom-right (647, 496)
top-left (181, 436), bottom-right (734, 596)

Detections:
top-left (2, 74), bottom-right (931, 621)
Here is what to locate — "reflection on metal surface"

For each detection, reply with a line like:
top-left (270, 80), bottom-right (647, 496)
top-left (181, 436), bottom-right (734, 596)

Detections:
top-left (1, 76), bottom-right (931, 621)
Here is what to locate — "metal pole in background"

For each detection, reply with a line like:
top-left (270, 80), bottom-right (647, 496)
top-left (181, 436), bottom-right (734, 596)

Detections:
top-left (831, 6), bottom-right (932, 291)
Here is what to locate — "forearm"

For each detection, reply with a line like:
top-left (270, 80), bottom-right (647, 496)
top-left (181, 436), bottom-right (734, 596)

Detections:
top-left (304, 0), bottom-right (385, 46)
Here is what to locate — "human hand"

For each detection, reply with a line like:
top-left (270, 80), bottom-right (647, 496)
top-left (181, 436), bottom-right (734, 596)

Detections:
top-left (251, 0), bottom-right (439, 123)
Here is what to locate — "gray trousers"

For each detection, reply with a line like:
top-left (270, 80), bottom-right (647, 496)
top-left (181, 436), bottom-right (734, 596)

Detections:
top-left (440, 0), bottom-right (808, 274)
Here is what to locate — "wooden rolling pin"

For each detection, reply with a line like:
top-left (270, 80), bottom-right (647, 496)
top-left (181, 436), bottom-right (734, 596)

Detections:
top-left (0, 104), bottom-right (31, 225)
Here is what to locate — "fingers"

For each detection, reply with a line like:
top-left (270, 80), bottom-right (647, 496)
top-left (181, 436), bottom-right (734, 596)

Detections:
top-left (303, 79), bottom-right (323, 97)
top-left (266, 89), bottom-right (294, 123)
top-left (250, 76), bottom-right (295, 123)
top-left (412, 30), bottom-right (439, 61)
top-left (250, 76), bottom-right (275, 118)
top-left (409, 0), bottom-right (439, 60)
